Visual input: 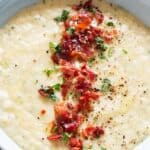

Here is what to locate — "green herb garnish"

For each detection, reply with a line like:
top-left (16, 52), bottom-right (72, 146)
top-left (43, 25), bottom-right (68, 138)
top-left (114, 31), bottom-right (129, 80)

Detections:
top-left (87, 7), bottom-right (97, 14)
top-left (44, 69), bottom-right (53, 77)
top-left (101, 146), bottom-right (106, 150)
top-left (35, 80), bottom-right (38, 84)
top-left (55, 44), bottom-right (62, 53)
top-left (49, 93), bottom-right (57, 101)
top-left (67, 27), bottom-right (75, 35)
top-left (101, 78), bottom-right (111, 92)
top-left (106, 21), bottom-right (115, 27)
top-left (122, 49), bottom-right (128, 54)
top-left (52, 83), bottom-right (61, 91)
top-left (54, 10), bottom-right (70, 22)
top-left (107, 47), bottom-right (114, 57)
top-left (95, 37), bottom-right (107, 51)
top-left (49, 42), bottom-right (56, 52)
top-left (96, 37), bottom-right (104, 45)
top-left (99, 52), bottom-right (106, 60)
top-left (62, 132), bottom-right (71, 143)
top-left (88, 57), bottom-right (95, 64)
top-left (49, 42), bottom-right (62, 53)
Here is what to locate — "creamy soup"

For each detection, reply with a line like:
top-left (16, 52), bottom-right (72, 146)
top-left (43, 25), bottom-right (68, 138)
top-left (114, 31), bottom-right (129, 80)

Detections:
top-left (0, 0), bottom-right (150, 150)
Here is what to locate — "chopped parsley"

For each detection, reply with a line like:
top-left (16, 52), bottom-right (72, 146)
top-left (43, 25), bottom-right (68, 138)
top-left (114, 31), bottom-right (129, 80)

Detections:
top-left (96, 37), bottom-right (104, 45)
top-left (67, 27), bottom-right (75, 35)
top-left (55, 44), bottom-right (62, 53)
top-left (44, 69), bottom-right (53, 77)
top-left (122, 49), bottom-right (128, 54)
top-left (99, 52), bottom-right (106, 60)
top-left (49, 93), bottom-right (57, 101)
top-left (0, 61), bottom-right (9, 68)
top-left (62, 132), bottom-right (71, 143)
top-left (54, 10), bottom-right (70, 22)
top-left (107, 47), bottom-right (114, 57)
top-left (101, 78), bottom-right (111, 93)
top-left (52, 83), bottom-right (61, 91)
top-left (49, 42), bottom-right (62, 53)
top-left (87, 7), bottom-right (97, 14)
top-left (88, 57), bottom-right (95, 64)
top-left (95, 37), bottom-right (107, 51)
top-left (101, 146), bottom-right (106, 150)
top-left (106, 21), bottom-right (115, 27)
top-left (35, 80), bottom-right (39, 84)
top-left (49, 42), bottom-right (56, 52)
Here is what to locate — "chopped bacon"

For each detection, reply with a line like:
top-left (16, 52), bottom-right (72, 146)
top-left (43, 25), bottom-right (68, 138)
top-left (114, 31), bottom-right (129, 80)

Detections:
top-left (61, 81), bottom-right (72, 99)
top-left (95, 11), bottom-right (104, 24)
top-left (102, 29), bottom-right (118, 43)
top-left (38, 89), bottom-right (49, 97)
top-left (75, 75), bottom-right (92, 93)
top-left (82, 90), bottom-right (100, 100)
top-left (38, 86), bottom-right (54, 99)
top-left (59, 31), bottom-right (94, 62)
top-left (47, 134), bottom-right (62, 141)
top-left (64, 121), bottom-right (78, 133)
top-left (71, 48), bottom-right (94, 61)
top-left (83, 0), bottom-right (93, 9)
top-left (72, 0), bottom-right (93, 12)
top-left (61, 66), bottom-right (79, 80)
top-left (40, 109), bottom-right (46, 115)
top-left (61, 62), bottom-right (96, 98)
top-left (51, 52), bottom-right (61, 64)
top-left (76, 12), bottom-right (93, 30)
top-left (69, 138), bottom-right (83, 150)
top-left (82, 126), bottom-right (104, 139)
top-left (81, 64), bottom-right (96, 82)
top-left (54, 103), bottom-right (71, 123)
top-left (78, 91), bottom-right (99, 112)
top-left (54, 103), bottom-right (82, 134)
top-left (78, 95), bottom-right (92, 112)
top-left (65, 11), bottom-right (93, 30)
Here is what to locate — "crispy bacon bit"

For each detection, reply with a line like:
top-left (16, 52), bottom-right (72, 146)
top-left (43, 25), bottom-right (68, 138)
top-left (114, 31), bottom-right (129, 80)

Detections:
top-left (61, 66), bottom-right (79, 80)
top-left (51, 52), bottom-right (61, 64)
top-left (81, 64), bottom-right (96, 82)
top-left (102, 29), bottom-right (118, 43)
top-left (54, 103), bottom-right (83, 134)
top-left (38, 86), bottom-right (53, 98)
top-left (76, 12), bottom-right (93, 30)
top-left (95, 11), bottom-right (104, 24)
top-left (78, 91), bottom-right (99, 112)
top-left (69, 138), bottom-right (83, 150)
top-left (61, 81), bottom-right (72, 99)
top-left (72, 0), bottom-right (93, 11)
top-left (82, 126), bottom-right (104, 139)
top-left (47, 134), bottom-right (62, 141)
top-left (65, 11), bottom-right (93, 30)
top-left (40, 109), bottom-right (46, 115)
top-left (75, 76), bottom-right (91, 93)
top-left (61, 62), bottom-right (96, 99)
top-left (38, 89), bottom-right (49, 97)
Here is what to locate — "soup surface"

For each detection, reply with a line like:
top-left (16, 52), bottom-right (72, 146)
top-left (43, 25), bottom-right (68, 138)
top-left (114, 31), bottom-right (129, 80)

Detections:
top-left (0, 0), bottom-right (150, 150)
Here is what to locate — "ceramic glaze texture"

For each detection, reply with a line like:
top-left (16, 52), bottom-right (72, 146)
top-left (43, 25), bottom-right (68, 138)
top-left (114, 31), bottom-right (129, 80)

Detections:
top-left (0, 0), bottom-right (150, 150)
